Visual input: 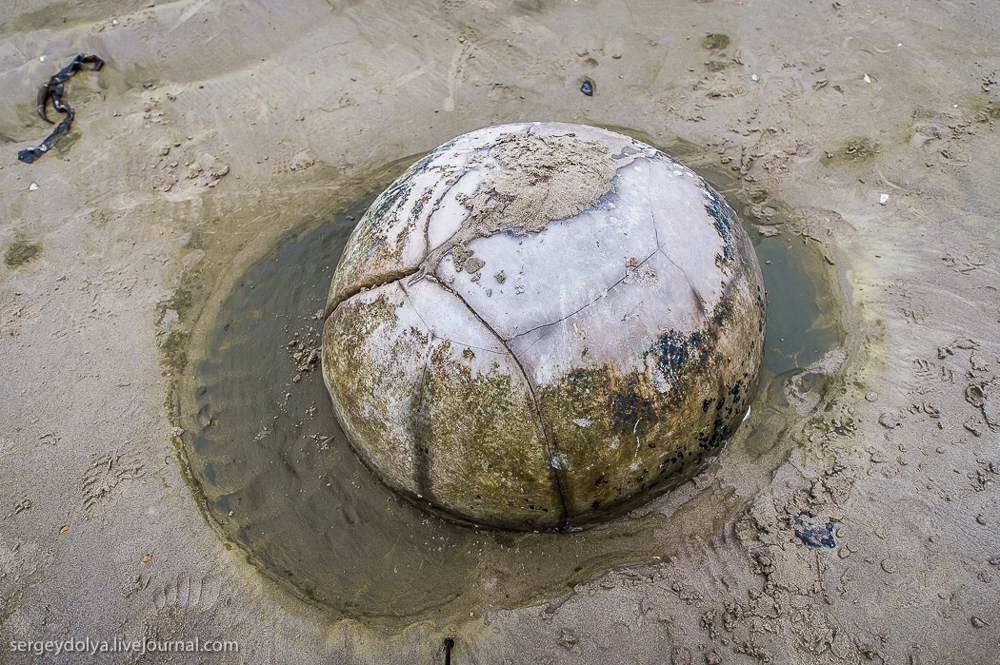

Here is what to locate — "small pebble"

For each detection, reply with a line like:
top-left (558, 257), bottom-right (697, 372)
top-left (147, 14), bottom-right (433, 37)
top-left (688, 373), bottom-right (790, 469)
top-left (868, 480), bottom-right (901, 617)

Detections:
top-left (878, 412), bottom-right (899, 429)
top-left (976, 514), bottom-right (988, 525)
top-left (971, 616), bottom-right (987, 629)
top-left (29, 183), bottom-right (39, 191)
top-left (580, 79), bottom-right (594, 96)
top-left (879, 193), bottom-right (889, 205)
top-left (865, 391), bottom-right (878, 402)
top-left (880, 559), bottom-right (897, 574)
top-left (751, 73), bottom-right (760, 82)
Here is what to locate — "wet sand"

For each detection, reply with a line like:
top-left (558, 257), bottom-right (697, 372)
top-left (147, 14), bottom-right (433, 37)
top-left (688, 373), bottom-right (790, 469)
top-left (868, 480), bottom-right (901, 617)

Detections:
top-left (2, 0), bottom-right (999, 662)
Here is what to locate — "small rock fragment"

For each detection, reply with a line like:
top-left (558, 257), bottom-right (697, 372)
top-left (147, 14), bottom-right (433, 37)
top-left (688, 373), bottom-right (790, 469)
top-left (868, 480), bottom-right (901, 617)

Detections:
top-left (964, 416), bottom-right (983, 437)
top-left (451, 245), bottom-right (473, 271)
top-left (966, 385), bottom-right (986, 408)
top-left (868, 447), bottom-right (888, 463)
top-left (970, 349), bottom-right (991, 371)
top-left (557, 628), bottom-right (578, 649)
top-left (464, 256), bottom-right (486, 274)
top-left (289, 150), bottom-right (315, 172)
top-left (878, 412), bottom-right (899, 429)
top-left (865, 391), bottom-right (879, 402)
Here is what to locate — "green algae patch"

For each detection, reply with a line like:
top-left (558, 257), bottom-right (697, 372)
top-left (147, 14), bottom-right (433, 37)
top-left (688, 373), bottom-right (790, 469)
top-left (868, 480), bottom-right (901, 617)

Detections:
top-left (701, 33), bottom-right (731, 51)
top-left (419, 341), bottom-right (563, 528)
top-left (821, 137), bottom-right (880, 166)
top-left (158, 330), bottom-right (190, 376)
top-left (322, 288), bottom-right (425, 494)
top-left (324, 280), bottom-right (565, 530)
top-left (4, 239), bottom-right (42, 269)
top-left (538, 362), bottom-right (701, 519)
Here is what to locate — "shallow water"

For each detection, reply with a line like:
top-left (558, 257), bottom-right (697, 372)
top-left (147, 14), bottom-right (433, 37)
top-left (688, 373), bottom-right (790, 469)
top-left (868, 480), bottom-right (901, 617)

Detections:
top-left (178, 135), bottom-right (843, 629)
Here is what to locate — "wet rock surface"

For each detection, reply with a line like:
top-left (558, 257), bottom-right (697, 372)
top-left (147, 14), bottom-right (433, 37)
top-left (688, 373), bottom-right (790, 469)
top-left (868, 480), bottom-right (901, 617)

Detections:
top-left (322, 124), bottom-right (765, 530)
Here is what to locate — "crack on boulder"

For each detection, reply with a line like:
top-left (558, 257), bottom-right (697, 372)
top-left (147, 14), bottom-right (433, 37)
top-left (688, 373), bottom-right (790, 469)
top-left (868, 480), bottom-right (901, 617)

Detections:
top-left (400, 281), bottom-right (508, 357)
top-left (411, 356), bottom-right (434, 501)
top-left (325, 266), bottom-right (420, 318)
top-left (509, 247), bottom-right (661, 344)
top-left (436, 278), bottom-right (570, 527)
top-left (657, 247), bottom-right (709, 317)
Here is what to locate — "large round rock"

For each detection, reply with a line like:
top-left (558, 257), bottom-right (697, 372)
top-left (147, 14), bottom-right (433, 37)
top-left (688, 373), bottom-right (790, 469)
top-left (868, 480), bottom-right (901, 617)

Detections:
top-left (322, 123), bottom-right (765, 531)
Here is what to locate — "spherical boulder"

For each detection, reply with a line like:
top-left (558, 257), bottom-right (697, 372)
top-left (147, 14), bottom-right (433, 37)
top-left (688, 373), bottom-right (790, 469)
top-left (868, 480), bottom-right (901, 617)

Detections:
top-left (321, 123), bottom-right (765, 531)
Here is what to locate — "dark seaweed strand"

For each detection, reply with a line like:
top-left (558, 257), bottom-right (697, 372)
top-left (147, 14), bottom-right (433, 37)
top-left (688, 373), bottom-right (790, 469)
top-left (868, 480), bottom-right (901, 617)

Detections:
top-left (18, 54), bottom-right (103, 164)
top-left (18, 108), bottom-right (74, 164)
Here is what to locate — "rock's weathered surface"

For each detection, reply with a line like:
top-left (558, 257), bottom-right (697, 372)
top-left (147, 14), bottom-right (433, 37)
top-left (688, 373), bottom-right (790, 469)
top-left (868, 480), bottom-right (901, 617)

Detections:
top-left (322, 123), bottom-right (765, 530)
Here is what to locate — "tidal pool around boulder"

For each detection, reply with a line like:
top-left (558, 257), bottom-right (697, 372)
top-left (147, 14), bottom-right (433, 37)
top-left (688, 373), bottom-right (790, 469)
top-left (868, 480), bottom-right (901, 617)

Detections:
top-left (322, 123), bottom-right (765, 531)
top-left (176, 136), bottom-right (844, 629)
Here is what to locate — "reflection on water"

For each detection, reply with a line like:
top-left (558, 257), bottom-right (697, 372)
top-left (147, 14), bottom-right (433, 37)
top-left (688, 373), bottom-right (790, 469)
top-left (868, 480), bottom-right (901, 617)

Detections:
top-left (178, 138), bottom-right (843, 629)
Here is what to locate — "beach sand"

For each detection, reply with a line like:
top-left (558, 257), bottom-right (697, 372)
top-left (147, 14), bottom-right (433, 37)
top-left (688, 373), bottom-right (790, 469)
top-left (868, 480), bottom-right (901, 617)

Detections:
top-left (2, 0), bottom-right (999, 662)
